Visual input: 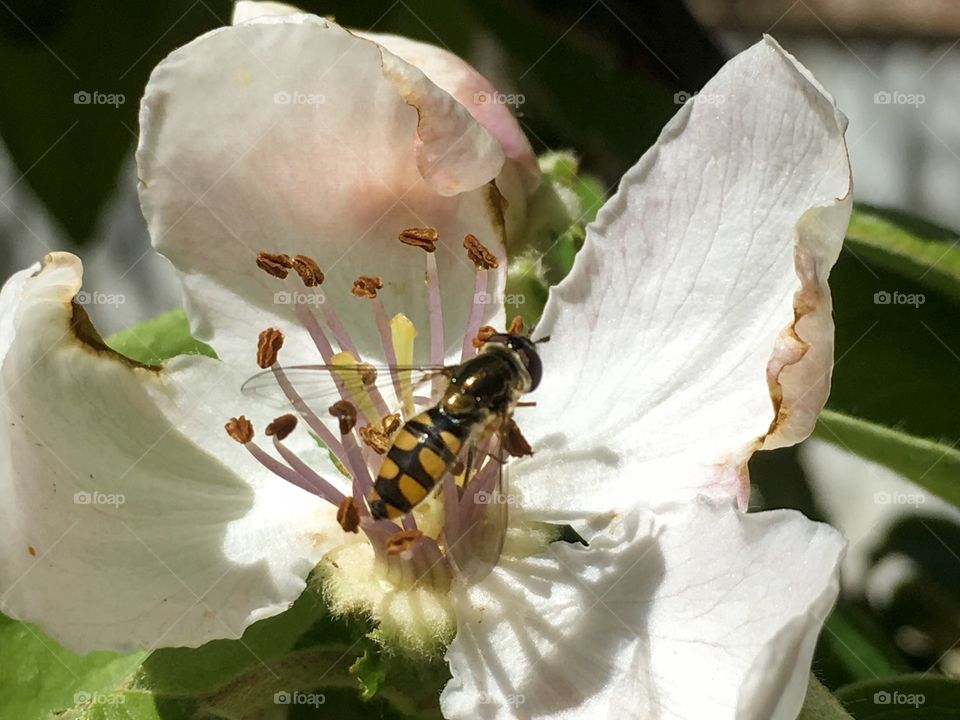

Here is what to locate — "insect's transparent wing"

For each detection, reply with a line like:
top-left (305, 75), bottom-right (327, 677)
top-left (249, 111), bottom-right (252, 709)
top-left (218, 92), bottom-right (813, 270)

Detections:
top-left (446, 419), bottom-right (510, 585)
top-left (241, 363), bottom-right (451, 417)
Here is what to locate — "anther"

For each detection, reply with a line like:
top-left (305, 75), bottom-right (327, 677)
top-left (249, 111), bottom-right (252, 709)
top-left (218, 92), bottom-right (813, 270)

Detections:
top-left (336, 496), bottom-right (361, 534)
top-left (463, 234), bottom-right (499, 270)
top-left (385, 528), bottom-right (423, 554)
top-left (257, 328), bottom-right (284, 368)
top-left (256, 251), bottom-right (293, 279)
top-left (351, 275), bottom-right (384, 299)
top-left (381, 412), bottom-right (402, 435)
top-left (503, 418), bottom-right (534, 457)
top-left (508, 315), bottom-right (524, 336)
top-left (358, 362), bottom-right (377, 387)
top-left (329, 400), bottom-right (358, 435)
top-left (225, 416), bottom-right (254, 444)
top-left (266, 413), bottom-right (298, 441)
top-left (358, 413), bottom-right (401, 454)
top-left (399, 227), bottom-right (438, 253)
top-left (292, 254), bottom-right (324, 287)
top-left (472, 325), bottom-right (497, 349)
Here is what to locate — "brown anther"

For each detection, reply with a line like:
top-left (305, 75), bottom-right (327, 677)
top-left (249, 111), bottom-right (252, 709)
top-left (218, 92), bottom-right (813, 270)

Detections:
top-left (336, 496), bottom-right (361, 534)
top-left (386, 528), bottom-right (423, 554)
top-left (256, 251), bottom-right (293, 279)
top-left (225, 416), bottom-right (254, 444)
top-left (358, 425), bottom-right (390, 454)
top-left (503, 418), bottom-right (534, 458)
top-left (291, 254), bottom-right (324, 287)
top-left (265, 413), bottom-right (298, 441)
top-left (399, 227), bottom-right (438, 253)
top-left (357, 362), bottom-right (377, 387)
top-left (329, 400), bottom-right (358, 435)
top-left (508, 315), bottom-right (525, 336)
top-left (351, 275), bottom-right (384, 299)
top-left (358, 413), bottom-right (401, 454)
top-left (257, 328), bottom-right (284, 368)
top-left (381, 412), bottom-right (402, 435)
top-left (463, 234), bottom-right (499, 270)
top-left (472, 325), bottom-right (497, 349)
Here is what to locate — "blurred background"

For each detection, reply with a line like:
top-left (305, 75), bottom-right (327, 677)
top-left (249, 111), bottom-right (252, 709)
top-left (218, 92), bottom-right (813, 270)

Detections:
top-left (1, 0), bottom-right (958, 709)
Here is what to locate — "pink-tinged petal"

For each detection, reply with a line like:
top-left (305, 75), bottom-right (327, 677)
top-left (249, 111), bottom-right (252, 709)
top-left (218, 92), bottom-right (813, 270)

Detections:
top-left (138, 16), bottom-right (509, 374)
top-left (441, 498), bottom-right (844, 720)
top-left (361, 31), bottom-right (540, 193)
top-left (0, 253), bottom-right (341, 652)
top-left (513, 36), bottom-right (852, 518)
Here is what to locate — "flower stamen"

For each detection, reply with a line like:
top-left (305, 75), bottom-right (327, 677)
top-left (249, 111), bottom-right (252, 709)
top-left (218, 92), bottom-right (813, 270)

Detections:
top-left (351, 275), bottom-right (383, 299)
top-left (398, 226), bottom-right (438, 252)
top-left (255, 251), bottom-right (293, 279)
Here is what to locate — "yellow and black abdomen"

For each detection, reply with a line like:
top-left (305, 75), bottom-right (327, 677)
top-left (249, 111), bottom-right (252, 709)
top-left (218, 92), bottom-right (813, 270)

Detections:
top-left (369, 407), bottom-right (470, 519)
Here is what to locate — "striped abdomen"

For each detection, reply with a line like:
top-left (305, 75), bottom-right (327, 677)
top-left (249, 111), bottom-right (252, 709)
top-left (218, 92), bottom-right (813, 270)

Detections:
top-left (369, 407), bottom-right (470, 520)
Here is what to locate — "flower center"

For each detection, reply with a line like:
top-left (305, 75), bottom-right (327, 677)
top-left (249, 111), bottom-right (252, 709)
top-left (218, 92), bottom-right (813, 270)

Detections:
top-left (225, 227), bottom-right (536, 651)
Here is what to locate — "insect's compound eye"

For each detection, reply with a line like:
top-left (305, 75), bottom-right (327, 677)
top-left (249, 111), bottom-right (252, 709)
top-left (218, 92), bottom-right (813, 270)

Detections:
top-left (519, 346), bottom-right (542, 391)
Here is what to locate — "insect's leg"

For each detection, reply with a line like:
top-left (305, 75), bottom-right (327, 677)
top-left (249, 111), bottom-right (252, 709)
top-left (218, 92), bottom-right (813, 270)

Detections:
top-left (502, 416), bottom-right (533, 459)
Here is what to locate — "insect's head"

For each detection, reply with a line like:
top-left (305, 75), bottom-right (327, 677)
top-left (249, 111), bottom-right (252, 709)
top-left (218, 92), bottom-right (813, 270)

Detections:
top-left (484, 333), bottom-right (543, 392)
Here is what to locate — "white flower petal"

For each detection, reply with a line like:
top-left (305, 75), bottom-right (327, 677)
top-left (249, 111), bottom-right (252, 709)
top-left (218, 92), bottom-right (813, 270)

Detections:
top-left (359, 31), bottom-right (540, 192)
top-left (0, 253), bottom-right (340, 653)
top-left (441, 498), bottom-right (844, 720)
top-left (231, 3), bottom-right (539, 193)
top-left (231, 0), bottom-right (299, 24)
top-left (515, 36), bottom-right (852, 517)
top-left (137, 16), bottom-right (509, 372)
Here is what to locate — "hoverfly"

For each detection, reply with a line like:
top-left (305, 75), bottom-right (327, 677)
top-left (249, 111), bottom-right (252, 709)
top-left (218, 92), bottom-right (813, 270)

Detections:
top-left (241, 331), bottom-right (544, 579)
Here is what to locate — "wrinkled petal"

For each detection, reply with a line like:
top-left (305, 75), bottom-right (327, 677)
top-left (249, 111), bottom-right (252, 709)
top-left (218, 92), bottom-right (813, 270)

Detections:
top-left (360, 31), bottom-right (540, 193)
top-left (138, 15), bottom-right (510, 373)
top-left (0, 253), bottom-right (341, 652)
top-left (514, 36), bottom-right (852, 518)
top-left (441, 498), bottom-right (844, 720)
top-left (232, 2), bottom-right (539, 193)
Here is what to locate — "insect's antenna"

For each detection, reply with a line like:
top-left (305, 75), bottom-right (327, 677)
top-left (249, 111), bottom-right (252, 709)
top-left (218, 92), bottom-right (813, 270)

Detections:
top-left (533, 335), bottom-right (551, 344)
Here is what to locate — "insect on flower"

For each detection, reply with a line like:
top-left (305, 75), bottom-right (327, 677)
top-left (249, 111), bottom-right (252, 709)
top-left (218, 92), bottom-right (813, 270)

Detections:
top-left (232, 230), bottom-right (542, 585)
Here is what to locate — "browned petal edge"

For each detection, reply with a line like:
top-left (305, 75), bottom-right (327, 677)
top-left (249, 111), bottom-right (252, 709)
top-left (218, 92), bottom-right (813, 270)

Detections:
top-left (70, 300), bottom-right (162, 372)
top-left (761, 247), bottom-right (821, 443)
top-left (484, 180), bottom-right (508, 248)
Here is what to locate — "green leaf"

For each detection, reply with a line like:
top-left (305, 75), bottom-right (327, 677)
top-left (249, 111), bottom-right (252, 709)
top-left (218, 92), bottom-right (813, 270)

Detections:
top-left (799, 674), bottom-right (854, 720)
top-left (826, 247), bottom-right (960, 447)
top-left (350, 649), bottom-right (386, 700)
top-left (846, 205), bottom-right (960, 302)
top-left (835, 675), bottom-right (960, 718)
top-left (815, 602), bottom-right (910, 688)
top-left (105, 308), bottom-right (216, 364)
top-left (814, 410), bottom-right (960, 508)
top-left (0, 612), bottom-right (146, 720)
